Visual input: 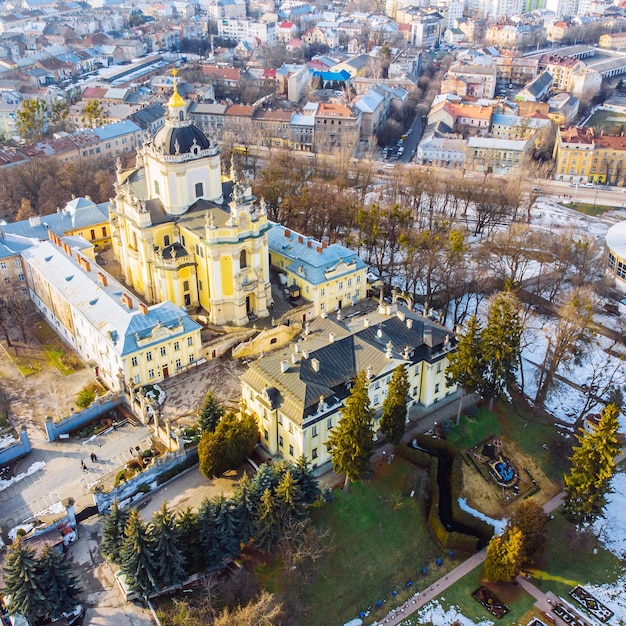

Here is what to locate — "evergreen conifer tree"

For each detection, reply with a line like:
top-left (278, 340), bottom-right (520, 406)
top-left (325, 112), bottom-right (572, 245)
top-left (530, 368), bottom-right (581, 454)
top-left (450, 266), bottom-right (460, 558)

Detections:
top-left (2, 537), bottom-right (47, 621)
top-left (120, 509), bottom-right (160, 598)
top-left (480, 289), bottom-right (523, 408)
top-left (197, 391), bottom-right (224, 433)
top-left (197, 498), bottom-right (221, 570)
top-left (212, 494), bottom-right (241, 561)
top-left (328, 371), bottom-right (375, 491)
top-left (37, 545), bottom-right (81, 620)
top-left (564, 403), bottom-right (621, 524)
top-left (176, 507), bottom-right (201, 574)
top-left (254, 488), bottom-right (280, 554)
top-left (380, 364), bottom-right (410, 445)
top-left (291, 456), bottom-right (320, 505)
top-left (232, 472), bottom-right (258, 544)
top-left (151, 502), bottom-right (187, 589)
top-left (101, 499), bottom-right (129, 563)
top-left (275, 469), bottom-right (305, 528)
top-left (446, 314), bottom-right (486, 397)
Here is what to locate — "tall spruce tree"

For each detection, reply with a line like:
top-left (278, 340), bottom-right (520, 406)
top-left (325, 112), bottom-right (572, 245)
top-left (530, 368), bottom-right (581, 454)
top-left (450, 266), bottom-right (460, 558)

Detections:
top-left (101, 499), bottom-right (129, 563)
top-left (379, 364), bottom-right (410, 445)
top-left (197, 391), bottom-right (224, 433)
top-left (292, 456), bottom-right (320, 506)
top-left (446, 314), bottom-right (486, 397)
top-left (254, 488), bottom-right (280, 554)
top-left (480, 289), bottom-right (523, 408)
top-left (37, 545), bottom-right (81, 620)
top-left (328, 371), bottom-right (375, 491)
top-left (197, 498), bottom-right (221, 570)
top-left (212, 494), bottom-right (242, 561)
top-left (2, 537), bottom-right (47, 621)
top-left (275, 469), bottom-right (305, 529)
top-left (564, 403), bottom-right (621, 525)
top-left (120, 509), bottom-right (160, 598)
top-left (232, 472), bottom-right (258, 544)
top-left (151, 502), bottom-right (187, 589)
top-left (176, 507), bottom-right (201, 574)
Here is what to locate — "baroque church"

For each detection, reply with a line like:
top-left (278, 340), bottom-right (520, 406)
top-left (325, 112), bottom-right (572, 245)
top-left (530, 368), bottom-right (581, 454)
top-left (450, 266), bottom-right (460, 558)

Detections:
top-left (109, 75), bottom-right (272, 326)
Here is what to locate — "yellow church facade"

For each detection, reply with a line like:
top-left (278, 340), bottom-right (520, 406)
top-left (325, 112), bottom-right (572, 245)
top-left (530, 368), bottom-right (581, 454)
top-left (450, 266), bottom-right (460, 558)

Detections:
top-left (110, 78), bottom-right (272, 326)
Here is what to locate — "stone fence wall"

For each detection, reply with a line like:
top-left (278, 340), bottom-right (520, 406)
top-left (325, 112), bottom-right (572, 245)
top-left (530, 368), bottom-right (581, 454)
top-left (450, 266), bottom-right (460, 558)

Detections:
top-left (92, 445), bottom-right (198, 514)
top-left (44, 391), bottom-right (125, 442)
top-left (0, 427), bottom-right (31, 466)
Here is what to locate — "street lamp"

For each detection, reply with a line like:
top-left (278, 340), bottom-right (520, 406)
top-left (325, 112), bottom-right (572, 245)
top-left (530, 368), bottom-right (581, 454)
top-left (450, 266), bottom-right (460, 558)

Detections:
top-left (593, 188), bottom-right (599, 212)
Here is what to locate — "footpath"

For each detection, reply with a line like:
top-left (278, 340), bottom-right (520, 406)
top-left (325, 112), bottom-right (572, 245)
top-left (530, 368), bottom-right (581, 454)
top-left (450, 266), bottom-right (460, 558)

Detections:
top-left (373, 492), bottom-right (579, 626)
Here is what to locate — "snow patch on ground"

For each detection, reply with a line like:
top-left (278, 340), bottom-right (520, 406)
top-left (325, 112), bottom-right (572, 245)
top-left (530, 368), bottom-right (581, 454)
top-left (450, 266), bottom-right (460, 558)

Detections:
top-left (0, 461), bottom-right (46, 493)
top-left (33, 500), bottom-right (66, 519)
top-left (585, 574), bottom-right (626, 625)
top-left (0, 432), bottom-right (18, 450)
top-left (593, 469), bottom-right (626, 559)
top-left (412, 600), bottom-right (494, 625)
top-left (458, 498), bottom-right (506, 534)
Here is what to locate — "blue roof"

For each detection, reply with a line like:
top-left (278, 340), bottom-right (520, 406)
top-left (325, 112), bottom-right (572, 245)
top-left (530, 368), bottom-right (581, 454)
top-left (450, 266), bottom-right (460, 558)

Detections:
top-left (267, 223), bottom-right (366, 285)
top-left (0, 233), bottom-right (37, 259)
top-left (1, 197), bottom-right (110, 240)
top-left (93, 119), bottom-right (141, 141)
top-left (313, 69), bottom-right (351, 82)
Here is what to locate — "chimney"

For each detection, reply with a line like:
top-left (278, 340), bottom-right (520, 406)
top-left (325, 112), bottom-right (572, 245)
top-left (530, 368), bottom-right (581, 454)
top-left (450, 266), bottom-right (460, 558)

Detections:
top-left (48, 229), bottom-right (54, 241)
top-left (280, 360), bottom-right (289, 373)
top-left (307, 240), bottom-right (312, 248)
top-left (97, 272), bottom-right (108, 286)
top-left (321, 310), bottom-right (327, 318)
top-left (285, 229), bottom-right (291, 237)
top-left (397, 311), bottom-right (405, 322)
top-left (311, 358), bottom-right (320, 372)
top-left (406, 318), bottom-right (413, 329)
top-left (322, 241), bottom-right (328, 249)
top-left (298, 235), bottom-right (304, 243)
top-left (294, 343), bottom-right (300, 353)
top-left (329, 332), bottom-right (335, 342)
top-left (364, 318), bottom-right (369, 328)
top-left (291, 353), bottom-right (298, 364)
top-left (424, 326), bottom-right (432, 345)
top-left (122, 293), bottom-right (133, 309)
top-left (302, 350), bottom-right (309, 359)
top-left (139, 302), bottom-right (149, 315)
top-left (317, 246), bottom-right (323, 253)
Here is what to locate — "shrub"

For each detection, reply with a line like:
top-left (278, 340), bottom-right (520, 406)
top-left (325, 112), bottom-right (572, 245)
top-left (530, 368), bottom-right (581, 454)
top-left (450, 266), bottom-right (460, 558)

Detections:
top-left (396, 443), bottom-right (431, 468)
top-left (76, 386), bottom-right (97, 409)
top-left (465, 405), bottom-right (479, 421)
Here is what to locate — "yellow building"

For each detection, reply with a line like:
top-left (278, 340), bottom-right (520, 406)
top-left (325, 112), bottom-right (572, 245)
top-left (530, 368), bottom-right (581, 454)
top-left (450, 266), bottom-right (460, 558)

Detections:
top-left (22, 234), bottom-right (202, 391)
top-left (553, 126), bottom-right (594, 183)
top-left (599, 32), bottom-right (626, 49)
top-left (241, 305), bottom-right (457, 468)
top-left (110, 78), bottom-right (272, 326)
top-left (267, 223), bottom-right (367, 317)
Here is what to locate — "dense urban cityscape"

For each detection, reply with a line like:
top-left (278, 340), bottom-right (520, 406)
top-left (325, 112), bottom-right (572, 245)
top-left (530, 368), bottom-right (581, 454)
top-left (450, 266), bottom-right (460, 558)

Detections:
top-left (0, 0), bottom-right (625, 624)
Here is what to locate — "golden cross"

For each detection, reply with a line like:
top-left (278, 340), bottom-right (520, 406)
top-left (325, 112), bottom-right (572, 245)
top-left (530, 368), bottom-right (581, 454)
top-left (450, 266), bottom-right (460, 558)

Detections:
top-left (172, 68), bottom-right (178, 78)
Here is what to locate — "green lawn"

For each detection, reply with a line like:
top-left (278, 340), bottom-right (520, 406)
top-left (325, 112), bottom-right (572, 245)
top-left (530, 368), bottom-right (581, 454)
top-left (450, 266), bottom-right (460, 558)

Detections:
top-left (31, 319), bottom-right (83, 375)
top-left (277, 458), bottom-right (466, 626)
top-left (529, 509), bottom-right (623, 600)
top-left (561, 201), bottom-right (617, 216)
top-left (400, 566), bottom-right (536, 625)
top-left (447, 400), bottom-right (563, 484)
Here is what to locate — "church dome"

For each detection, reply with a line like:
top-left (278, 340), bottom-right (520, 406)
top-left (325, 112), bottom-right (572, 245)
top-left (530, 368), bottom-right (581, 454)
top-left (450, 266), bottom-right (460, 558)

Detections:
top-left (153, 123), bottom-right (211, 156)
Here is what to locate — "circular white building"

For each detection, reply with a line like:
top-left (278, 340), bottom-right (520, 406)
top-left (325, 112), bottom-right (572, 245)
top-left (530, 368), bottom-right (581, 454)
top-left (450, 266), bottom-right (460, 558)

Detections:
top-left (606, 220), bottom-right (626, 292)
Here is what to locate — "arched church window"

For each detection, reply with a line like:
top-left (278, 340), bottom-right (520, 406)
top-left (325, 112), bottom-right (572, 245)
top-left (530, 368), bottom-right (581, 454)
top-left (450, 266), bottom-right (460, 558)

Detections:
top-left (195, 182), bottom-right (203, 198)
top-left (164, 235), bottom-right (170, 247)
top-left (240, 249), bottom-right (248, 269)
top-left (154, 180), bottom-right (159, 196)
top-left (179, 111), bottom-right (184, 122)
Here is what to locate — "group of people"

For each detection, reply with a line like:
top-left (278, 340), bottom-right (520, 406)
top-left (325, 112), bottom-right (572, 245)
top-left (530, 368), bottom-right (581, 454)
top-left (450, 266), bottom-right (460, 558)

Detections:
top-left (80, 452), bottom-right (98, 472)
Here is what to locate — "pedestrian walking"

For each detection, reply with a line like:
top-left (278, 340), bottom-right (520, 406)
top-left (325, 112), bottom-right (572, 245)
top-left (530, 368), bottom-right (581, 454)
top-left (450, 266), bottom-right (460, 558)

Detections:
top-left (90, 452), bottom-right (97, 463)
top-left (129, 447), bottom-right (134, 456)
top-left (81, 460), bottom-right (87, 472)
